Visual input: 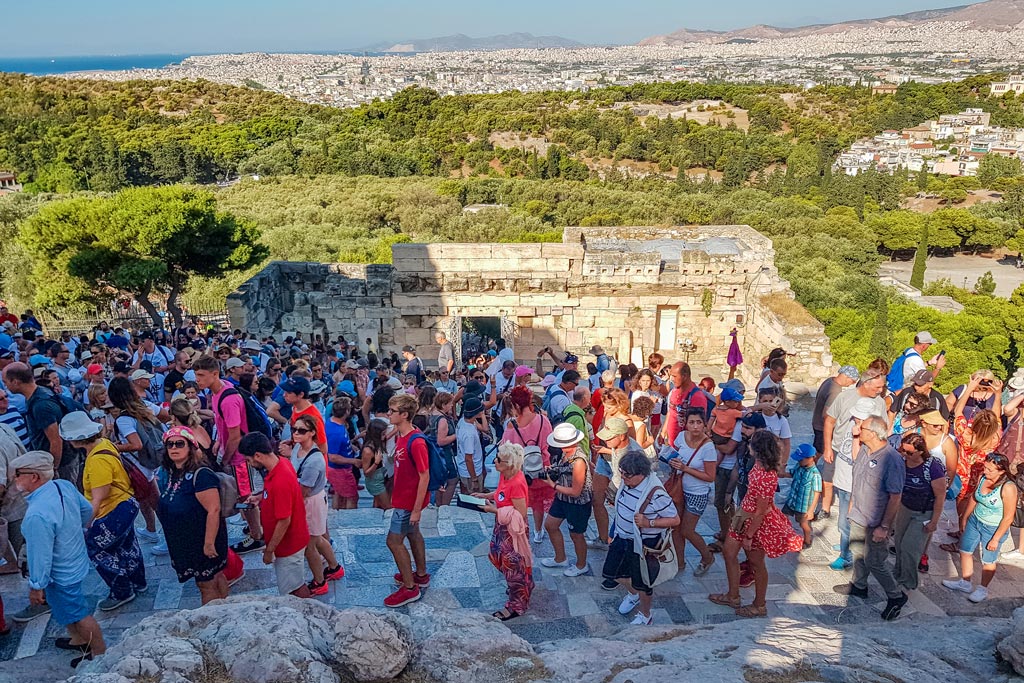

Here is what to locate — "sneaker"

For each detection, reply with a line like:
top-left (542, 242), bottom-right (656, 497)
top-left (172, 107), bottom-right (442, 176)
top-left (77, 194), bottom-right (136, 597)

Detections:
top-left (10, 603), bottom-right (51, 623)
top-left (151, 541), bottom-right (169, 556)
top-left (383, 585), bottom-right (421, 608)
top-left (587, 538), bottom-right (609, 551)
top-left (630, 611), bottom-right (653, 625)
top-left (1001, 549), bottom-right (1023, 560)
top-left (135, 528), bottom-right (159, 543)
top-left (829, 557), bottom-right (852, 571)
top-left (99, 593), bottom-right (136, 611)
top-left (324, 564), bottom-right (345, 581)
top-left (70, 653), bottom-right (94, 669)
top-left (601, 578), bottom-right (619, 591)
top-left (968, 586), bottom-right (990, 603)
top-left (694, 557), bottom-right (715, 577)
top-left (738, 570), bottom-right (755, 588)
top-left (231, 536), bottom-right (266, 555)
top-left (563, 563), bottom-right (591, 577)
top-left (540, 558), bottom-right (570, 568)
top-left (393, 572), bottom-right (431, 587)
top-left (532, 530), bottom-right (546, 544)
top-left (227, 570), bottom-right (246, 588)
top-left (882, 592), bottom-right (909, 621)
top-left (918, 555), bottom-right (929, 573)
top-left (618, 592), bottom-right (641, 614)
top-left (308, 579), bottom-right (329, 596)
top-left (942, 578), bottom-right (973, 593)
top-left (832, 583), bottom-right (869, 598)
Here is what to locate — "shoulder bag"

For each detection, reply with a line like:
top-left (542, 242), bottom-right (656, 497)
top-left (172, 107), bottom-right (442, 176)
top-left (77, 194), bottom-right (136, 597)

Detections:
top-left (636, 485), bottom-right (678, 588)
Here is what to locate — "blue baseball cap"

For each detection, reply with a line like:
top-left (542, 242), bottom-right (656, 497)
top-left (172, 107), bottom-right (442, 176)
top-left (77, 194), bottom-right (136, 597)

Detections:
top-left (740, 413), bottom-right (767, 429)
top-left (720, 387), bottom-right (743, 403)
top-left (337, 379), bottom-right (356, 397)
top-left (280, 376), bottom-right (311, 397)
top-left (794, 443), bottom-right (816, 460)
top-left (28, 354), bottom-right (49, 368)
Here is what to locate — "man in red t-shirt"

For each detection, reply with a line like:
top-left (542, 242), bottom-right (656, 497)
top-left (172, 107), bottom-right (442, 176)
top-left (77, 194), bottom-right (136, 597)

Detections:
top-left (384, 393), bottom-right (431, 608)
top-left (281, 376), bottom-right (328, 454)
top-left (660, 362), bottom-right (708, 449)
top-left (239, 432), bottom-right (311, 598)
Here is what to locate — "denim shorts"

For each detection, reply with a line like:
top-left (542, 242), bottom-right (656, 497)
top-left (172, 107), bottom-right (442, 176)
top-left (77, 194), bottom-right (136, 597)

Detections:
top-left (45, 580), bottom-right (92, 626)
top-left (389, 508), bottom-right (418, 536)
top-left (595, 457), bottom-right (613, 478)
top-left (960, 514), bottom-right (1009, 564)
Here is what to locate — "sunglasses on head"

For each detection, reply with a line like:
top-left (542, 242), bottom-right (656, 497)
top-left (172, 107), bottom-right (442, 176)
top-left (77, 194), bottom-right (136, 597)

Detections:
top-left (165, 439), bottom-right (190, 450)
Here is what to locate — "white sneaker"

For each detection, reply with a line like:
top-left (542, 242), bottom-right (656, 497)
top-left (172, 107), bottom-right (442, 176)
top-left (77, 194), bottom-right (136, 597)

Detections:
top-left (942, 578), bottom-right (973, 593)
top-left (540, 558), bottom-right (569, 568)
top-left (532, 530), bottom-right (546, 544)
top-left (151, 541), bottom-right (169, 556)
top-left (563, 563), bottom-right (591, 577)
top-left (618, 592), bottom-right (641, 615)
top-left (587, 538), bottom-right (609, 551)
top-left (630, 611), bottom-right (653, 625)
top-left (135, 528), bottom-right (159, 543)
top-left (1001, 549), bottom-right (1022, 560)
top-left (968, 586), bottom-right (989, 603)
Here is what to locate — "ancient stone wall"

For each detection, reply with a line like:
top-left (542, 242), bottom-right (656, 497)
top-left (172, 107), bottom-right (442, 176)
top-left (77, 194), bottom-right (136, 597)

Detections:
top-left (229, 226), bottom-right (834, 387)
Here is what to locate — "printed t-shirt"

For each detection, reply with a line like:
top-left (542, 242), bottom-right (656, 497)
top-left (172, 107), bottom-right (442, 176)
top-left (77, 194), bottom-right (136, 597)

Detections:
top-left (324, 419), bottom-right (352, 470)
top-left (496, 471), bottom-right (529, 508)
top-left (392, 429), bottom-right (430, 512)
top-left (260, 457), bottom-right (309, 558)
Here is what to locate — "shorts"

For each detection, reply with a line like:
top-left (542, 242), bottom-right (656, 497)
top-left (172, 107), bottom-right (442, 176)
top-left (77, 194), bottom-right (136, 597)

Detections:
top-left (710, 432), bottom-right (732, 447)
top-left (549, 498), bottom-right (592, 535)
top-left (272, 549), bottom-right (307, 595)
top-left (683, 491), bottom-right (709, 516)
top-left (960, 515), bottom-right (1009, 564)
top-left (364, 468), bottom-right (387, 496)
top-left (595, 457), bottom-right (613, 478)
top-left (713, 466), bottom-right (734, 510)
top-left (233, 461), bottom-right (254, 498)
top-left (44, 581), bottom-right (91, 627)
top-left (326, 467), bottom-right (358, 499)
top-left (390, 508), bottom-right (418, 536)
top-left (813, 429), bottom-right (825, 454)
top-left (602, 536), bottom-right (661, 595)
top-left (818, 453), bottom-right (836, 483)
top-left (304, 493), bottom-right (329, 536)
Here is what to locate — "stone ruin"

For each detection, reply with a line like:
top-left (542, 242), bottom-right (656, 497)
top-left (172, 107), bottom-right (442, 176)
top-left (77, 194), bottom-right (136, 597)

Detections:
top-left (228, 225), bottom-right (833, 387)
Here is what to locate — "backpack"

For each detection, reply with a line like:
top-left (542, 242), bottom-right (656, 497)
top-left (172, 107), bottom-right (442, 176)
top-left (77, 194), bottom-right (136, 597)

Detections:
top-left (510, 418), bottom-right (544, 474)
top-left (998, 413), bottom-right (1024, 470)
top-left (198, 466), bottom-right (240, 519)
top-left (407, 430), bottom-right (449, 493)
top-left (546, 388), bottom-right (570, 425)
top-left (887, 348), bottom-right (919, 393)
top-left (132, 417), bottom-right (167, 471)
top-left (673, 386), bottom-right (712, 426)
top-left (217, 387), bottom-right (275, 442)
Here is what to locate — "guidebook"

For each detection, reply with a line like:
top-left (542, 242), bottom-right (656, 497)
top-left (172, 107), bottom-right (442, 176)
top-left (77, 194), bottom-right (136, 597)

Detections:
top-left (456, 493), bottom-right (488, 512)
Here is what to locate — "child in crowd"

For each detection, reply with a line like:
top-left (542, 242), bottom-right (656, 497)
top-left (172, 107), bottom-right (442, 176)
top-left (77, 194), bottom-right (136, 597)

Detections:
top-left (783, 444), bottom-right (821, 548)
top-left (708, 387), bottom-right (744, 450)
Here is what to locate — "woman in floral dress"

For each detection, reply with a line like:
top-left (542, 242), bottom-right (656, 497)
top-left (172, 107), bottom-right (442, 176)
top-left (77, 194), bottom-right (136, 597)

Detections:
top-left (709, 431), bottom-right (802, 617)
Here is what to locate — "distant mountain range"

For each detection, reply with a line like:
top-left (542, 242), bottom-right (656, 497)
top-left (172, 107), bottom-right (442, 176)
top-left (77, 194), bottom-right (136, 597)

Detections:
top-left (358, 33), bottom-right (583, 53)
top-left (639, 0), bottom-right (1024, 45)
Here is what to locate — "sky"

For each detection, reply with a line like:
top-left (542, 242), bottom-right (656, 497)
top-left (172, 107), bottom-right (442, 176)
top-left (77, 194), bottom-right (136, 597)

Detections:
top-left (0, 0), bottom-right (972, 57)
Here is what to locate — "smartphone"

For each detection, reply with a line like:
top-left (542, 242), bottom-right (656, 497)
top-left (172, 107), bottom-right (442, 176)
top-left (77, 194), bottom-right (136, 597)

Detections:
top-left (937, 350), bottom-right (946, 358)
top-left (234, 502), bottom-right (254, 510)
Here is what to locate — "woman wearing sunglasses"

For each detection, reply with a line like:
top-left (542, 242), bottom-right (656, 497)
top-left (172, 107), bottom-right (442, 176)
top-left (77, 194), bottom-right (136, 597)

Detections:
top-left (156, 426), bottom-right (228, 605)
top-left (942, 452), bottom-right (1018, 603)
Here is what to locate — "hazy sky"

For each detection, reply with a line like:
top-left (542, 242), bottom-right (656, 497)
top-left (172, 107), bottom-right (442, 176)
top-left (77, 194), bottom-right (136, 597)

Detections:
top-left (0, 0), bottom-right (969, 56)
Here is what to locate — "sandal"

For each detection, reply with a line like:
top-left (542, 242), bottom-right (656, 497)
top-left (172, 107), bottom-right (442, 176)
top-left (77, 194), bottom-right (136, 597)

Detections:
top-left (734, 604), bottom-right (767, 618)
top-left (492, 608), bottom-right (520, 621)
top-left (939, 543), bottom-right (959, 554)
top-left (708, 593), bottom-right (741, 608)
top-left (708, 541), bottom-right (724, 554)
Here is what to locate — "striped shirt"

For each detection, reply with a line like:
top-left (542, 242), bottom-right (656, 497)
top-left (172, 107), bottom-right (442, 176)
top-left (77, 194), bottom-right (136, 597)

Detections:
top-left (0, 408), bottom-right (30, 449)
top-left (614, 484), bottom-right (676, 540)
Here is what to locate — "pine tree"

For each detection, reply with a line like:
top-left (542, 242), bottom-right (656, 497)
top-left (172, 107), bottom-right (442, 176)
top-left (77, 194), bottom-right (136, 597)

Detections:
top-left (910, 223), bottom-right (929, 290)
top-left (869, 292), bottom-right (891, 359)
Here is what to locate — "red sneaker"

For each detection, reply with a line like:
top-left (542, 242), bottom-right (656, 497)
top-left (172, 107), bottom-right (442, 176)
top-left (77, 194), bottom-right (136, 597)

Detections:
top-left (324, 564), bottom-right (345, 581)
top-left (308, 579), bottom-right (329, 596)
top-left (393, 572), bottom-right (431, 587)
top-left (918, 554), bottom-right (929, 573)
top-left (384, 585), bottom-right (421, 608)
top-left (739, 570), bottom-right (755, 588)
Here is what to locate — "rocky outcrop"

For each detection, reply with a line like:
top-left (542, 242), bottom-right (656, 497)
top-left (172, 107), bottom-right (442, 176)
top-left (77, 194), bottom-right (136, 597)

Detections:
top-left (69, 598), bottom-right (1015, 683)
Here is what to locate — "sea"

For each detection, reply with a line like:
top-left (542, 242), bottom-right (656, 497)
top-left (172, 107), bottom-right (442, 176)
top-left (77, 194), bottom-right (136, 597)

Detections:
top-left (0, 52), bottom-right (395, 76)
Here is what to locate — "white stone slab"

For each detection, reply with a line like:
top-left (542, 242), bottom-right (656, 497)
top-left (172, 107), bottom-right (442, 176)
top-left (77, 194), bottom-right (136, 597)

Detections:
top-left (432, 550), bottom-right (481, 588)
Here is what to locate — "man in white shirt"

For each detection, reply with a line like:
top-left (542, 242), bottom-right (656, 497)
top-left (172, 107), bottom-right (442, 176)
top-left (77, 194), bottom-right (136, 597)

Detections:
top-left (456, 397), bottom-right (486, 492)
top-left (897, 331), bottom-right (946, 386)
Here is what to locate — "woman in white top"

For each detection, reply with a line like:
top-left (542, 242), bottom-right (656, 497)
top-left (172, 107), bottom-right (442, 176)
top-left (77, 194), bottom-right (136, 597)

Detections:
top-left (631, 370), bottom-right (664, 434)
top-left (669, 408), bottom-right (717, 576)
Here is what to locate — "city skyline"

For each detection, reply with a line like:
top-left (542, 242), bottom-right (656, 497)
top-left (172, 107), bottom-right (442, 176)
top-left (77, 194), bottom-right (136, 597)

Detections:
top-left (1, 0), bottom-right (968, 57)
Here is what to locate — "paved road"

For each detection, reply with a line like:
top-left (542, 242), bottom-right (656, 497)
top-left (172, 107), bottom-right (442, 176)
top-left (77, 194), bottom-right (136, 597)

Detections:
top-left (880, 254), bottom-right (1024, 297)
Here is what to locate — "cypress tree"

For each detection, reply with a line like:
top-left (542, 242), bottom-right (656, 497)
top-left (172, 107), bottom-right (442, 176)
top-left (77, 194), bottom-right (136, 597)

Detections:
top-left (869, 292), bottom-right (891, 359)
top-left (910, 223), bottom-right (929, 290)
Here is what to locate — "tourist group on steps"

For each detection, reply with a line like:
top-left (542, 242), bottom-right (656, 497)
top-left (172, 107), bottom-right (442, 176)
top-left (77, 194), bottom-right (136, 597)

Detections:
top-left (0, 309), bottom-right (1022, 667)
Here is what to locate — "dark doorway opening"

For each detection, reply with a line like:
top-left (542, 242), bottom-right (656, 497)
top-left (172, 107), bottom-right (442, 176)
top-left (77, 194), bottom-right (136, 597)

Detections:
top-left (461, 316), bottom-right (500, 363)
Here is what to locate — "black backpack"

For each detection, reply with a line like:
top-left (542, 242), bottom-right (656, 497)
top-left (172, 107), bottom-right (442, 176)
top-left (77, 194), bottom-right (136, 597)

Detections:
top-left (216, 387), bottom-right (275, 442)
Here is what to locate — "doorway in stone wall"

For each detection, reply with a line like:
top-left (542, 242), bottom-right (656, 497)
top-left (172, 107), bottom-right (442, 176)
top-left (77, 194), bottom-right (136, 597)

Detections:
top-left (655, 306), bottom-right (679, 354)
top-left (461, 316), bottom-right (500, 364)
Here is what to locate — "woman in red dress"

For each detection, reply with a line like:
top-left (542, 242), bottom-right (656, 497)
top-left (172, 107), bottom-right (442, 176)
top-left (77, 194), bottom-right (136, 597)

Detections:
top-left (709, 431), bottom-right (803, 617)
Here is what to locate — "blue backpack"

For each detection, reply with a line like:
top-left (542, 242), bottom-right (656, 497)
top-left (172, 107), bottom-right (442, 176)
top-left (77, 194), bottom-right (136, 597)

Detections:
top-left (887, 348), bottom-right (919, 393)
top-left (407, 431), bottom-right (449, 492)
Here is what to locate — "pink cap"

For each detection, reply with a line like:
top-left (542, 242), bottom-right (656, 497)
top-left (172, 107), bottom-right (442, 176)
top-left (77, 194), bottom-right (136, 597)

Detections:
top-left (514, 365), bottom-right (533, 378)
top-left (163, 425), bottom-right (198, 446)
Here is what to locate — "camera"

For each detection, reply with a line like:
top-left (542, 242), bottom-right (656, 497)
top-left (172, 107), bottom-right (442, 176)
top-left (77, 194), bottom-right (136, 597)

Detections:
top-left (542, 460), bottom-right (574, 482)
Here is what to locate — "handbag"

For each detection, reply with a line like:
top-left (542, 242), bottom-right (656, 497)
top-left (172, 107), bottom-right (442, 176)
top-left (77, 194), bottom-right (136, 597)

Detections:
top-left (664, 437), bottom-right (709, 505)
top-left (636, 486), bottom-right (678, 588)
top-left (730, 509), bottom-right (752, 534)
top-left (99, 444), bottom-right (158, 508)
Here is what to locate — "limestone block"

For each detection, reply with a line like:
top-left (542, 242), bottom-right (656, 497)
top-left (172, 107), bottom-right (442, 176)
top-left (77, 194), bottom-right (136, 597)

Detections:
top-left (491, 244), bottom-right (541, 260)
top-left (391, 257), bottom-right (427, 273)
top-left (542, 243), bottom-right (585, 258)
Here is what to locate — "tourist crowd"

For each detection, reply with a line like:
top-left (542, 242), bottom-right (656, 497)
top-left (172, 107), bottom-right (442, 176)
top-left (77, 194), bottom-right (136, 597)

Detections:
top-left (0, 310), bottom-right (1023, 666)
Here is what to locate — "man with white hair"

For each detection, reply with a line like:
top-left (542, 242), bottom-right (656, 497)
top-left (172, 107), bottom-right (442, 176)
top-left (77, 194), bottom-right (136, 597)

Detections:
top-left (14, 450), bottom-right (107, 664)
top-left (435, 332), bottom-right (455, 374)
